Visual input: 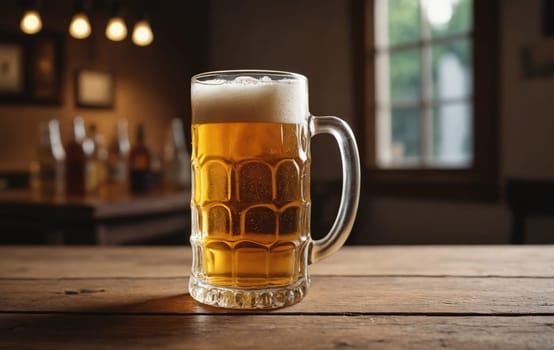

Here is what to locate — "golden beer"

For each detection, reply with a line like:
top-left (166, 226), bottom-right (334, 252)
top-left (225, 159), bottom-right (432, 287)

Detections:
top-left (190, 122), bottom-right (310, 288)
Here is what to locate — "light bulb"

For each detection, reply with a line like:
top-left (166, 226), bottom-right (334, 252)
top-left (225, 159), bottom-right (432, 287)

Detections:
top-left (69, 12), bottom-right (91, 39)
top-left (132, 20), bottom-right (153, 46)
top-left (106, 16), bottom-right (127, 41)
top-left (20, 10), bottom-right (42, 35)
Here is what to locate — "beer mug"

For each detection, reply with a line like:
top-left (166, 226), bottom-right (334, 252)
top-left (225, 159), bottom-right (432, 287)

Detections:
top-left (189, 70), bottom-right (360, 309)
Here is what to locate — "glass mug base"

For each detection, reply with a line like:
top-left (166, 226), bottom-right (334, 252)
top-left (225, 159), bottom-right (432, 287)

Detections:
top-left (188, 275), bottom-right (310, 309)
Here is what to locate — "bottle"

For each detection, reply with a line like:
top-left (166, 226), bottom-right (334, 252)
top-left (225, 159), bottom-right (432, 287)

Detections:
top-left (65, 117), bottom-right (88, 196)
top-left (129, 122), bottom-right (152, 193)
top-left (106, 119), bottom-right (130, 195)
top-left (88, 123), bottom-right (108, 195)
top-left (162, 118), bottom-right (190, 191)
top-left (34, 119), bottom-right (65, 197)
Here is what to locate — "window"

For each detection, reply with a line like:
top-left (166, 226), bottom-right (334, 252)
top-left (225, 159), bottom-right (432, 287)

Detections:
top-left (356, 0), bottom-right (499, 199)
top-left (375, 0), bottom-right (472, 168)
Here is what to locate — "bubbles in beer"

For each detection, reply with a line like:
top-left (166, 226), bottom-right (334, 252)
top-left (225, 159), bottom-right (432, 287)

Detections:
top-left (233, 76), bottom-right (260, 85)
top-left (238, 162), bottom-right (272, 202)
top-left (203, 161), bottom-right (229, 201)
top-left (206, 205), bottom-right (231, 236)
top-left (244, 206), bottom-right (277, 242)
top-left (280, 206), bottom-right (300, 235)
top-left (276, 160), bottom-right (300, 203)
top-left (190, 122), bottom-right (310, 288)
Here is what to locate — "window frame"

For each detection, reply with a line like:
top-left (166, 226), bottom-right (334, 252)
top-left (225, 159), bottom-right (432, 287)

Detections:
top-left (352, 0), bottom-right (500, 200)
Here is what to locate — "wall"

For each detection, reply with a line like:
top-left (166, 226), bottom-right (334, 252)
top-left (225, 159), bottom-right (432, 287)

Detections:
top-left (0, 1), bottom-right (204, 171)
top-left (502, 0), bottom-right (554, 178)
top-left (205, 0), bottom-right (354, 181)
top-left (207, 0), bottom-right (554, 244)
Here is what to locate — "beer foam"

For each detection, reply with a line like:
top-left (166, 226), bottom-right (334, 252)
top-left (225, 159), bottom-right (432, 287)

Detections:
top-left (192, 76), bottom-right (309, 124)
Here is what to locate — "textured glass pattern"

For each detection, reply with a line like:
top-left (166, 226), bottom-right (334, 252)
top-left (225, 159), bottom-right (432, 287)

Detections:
top-left (190, 122), bottom-right (311, 292)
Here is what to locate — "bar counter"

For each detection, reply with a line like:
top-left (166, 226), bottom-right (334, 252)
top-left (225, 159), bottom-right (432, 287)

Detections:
top-left (0, 190), bottom-right (190, 244)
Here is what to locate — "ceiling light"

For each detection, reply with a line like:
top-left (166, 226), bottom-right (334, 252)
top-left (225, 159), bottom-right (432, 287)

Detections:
top-left (106, 16), bottom-right (127, 41)
top-left (132, 20), bottom-right (153, 47)
top-left (20, 9), bottom-right (43, 34)
top-left (69, 12), bottom-right (91, 39)
top-left (69, 0), bottom-right (91, 39)
top-left (106, 2), bottom-right (127, 42)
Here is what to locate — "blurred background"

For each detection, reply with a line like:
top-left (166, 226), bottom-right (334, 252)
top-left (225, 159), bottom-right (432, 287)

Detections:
top-left (0, 0), bottom-right (553, 245)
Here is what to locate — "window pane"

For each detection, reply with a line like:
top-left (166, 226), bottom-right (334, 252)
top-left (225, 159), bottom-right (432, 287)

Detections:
top-left (373, 0), bottom-right (476, 170)
top-left (391, 107), bottom-right (420, 164)
top-left (432, 101), bottom-right (472, 167)
top-left (388, 0), bottom-right (420, 46)
top-left (390, 49), bottom-right (421, 102)
top-left (425, 0), bottom-right (472, 38)
top-left (431, 38), bottom-right (472, 100)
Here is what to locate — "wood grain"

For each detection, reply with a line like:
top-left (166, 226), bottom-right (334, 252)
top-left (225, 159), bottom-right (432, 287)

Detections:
top-left (0, 314), bottom-right (552, 350)
top-left (1, 276), bottom-right (552, 315)
top-left (1, 246), bottom-right (553, 278)
top-left (1, 246), bottom-right (553, 349)
top-left (0, 247), bottom-right (190, 279)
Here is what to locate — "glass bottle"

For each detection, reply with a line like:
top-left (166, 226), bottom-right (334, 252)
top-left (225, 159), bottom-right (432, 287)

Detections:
top-left (162, 118), bottom-right (190, 191)
top-left (107, 119), bottom-right (130, 195)
top-left (34, 119), bottom-right (65, 197)
top-left (129, 122), bottom-right (152, 193)
top-left (65, 117), bottom-right (88, 196)
top-left (88, 123), bottom-right (108, 195)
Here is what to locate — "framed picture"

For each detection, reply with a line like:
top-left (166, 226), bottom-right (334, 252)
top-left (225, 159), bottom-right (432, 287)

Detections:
top-left (0, 44), bottom-right (23, 93)
top-left (29, 34), bottom-right (63, 103)
top-left (0, 41), bottom-right (25, 101)
top-left (0, 32), bottom-right (63, 104)
top-left (75, 69), bottom-right (115, 108)
top-left (521, 0), bottom-right (554, 78)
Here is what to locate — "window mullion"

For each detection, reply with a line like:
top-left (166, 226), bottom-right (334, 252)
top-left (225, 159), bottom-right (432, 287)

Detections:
top-left (419, 0), bottom-right (433, 166)
top-left (374, 0), bottom-right (392, 166)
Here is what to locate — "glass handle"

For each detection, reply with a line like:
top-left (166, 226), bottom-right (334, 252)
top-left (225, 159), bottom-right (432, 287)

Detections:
top-left (308, 116), bottom-right (361, 264)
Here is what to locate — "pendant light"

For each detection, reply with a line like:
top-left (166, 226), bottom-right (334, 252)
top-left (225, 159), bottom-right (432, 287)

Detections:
top-left (69, 0), bottom-right (91, 39)
top-left (21, 10), bottom-right (42, 34)
top-left (105, 1), bottom-right (127, 41)
top-left (132, 11), bottom-right (153, 47)
top-left (20, 1), bottom-right (43, 34)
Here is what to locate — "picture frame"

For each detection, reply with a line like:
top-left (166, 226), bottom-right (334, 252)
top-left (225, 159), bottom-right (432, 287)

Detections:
top-left (75, 69), bottom-right (115, 109)
top-left (29, 34), bottom-right (63, 103)
top-left (521, 41), bottom-right (554, 78)
top-left (521, 0), bottom-right (554, 78)
top-left (0, 38), bottom-right (25, 102)
top-left (0, 32), bottom-right (63, 105)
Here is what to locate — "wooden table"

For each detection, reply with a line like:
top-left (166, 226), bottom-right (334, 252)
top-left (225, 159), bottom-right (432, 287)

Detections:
top-left (0, 246), bottom-right (553, 349)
